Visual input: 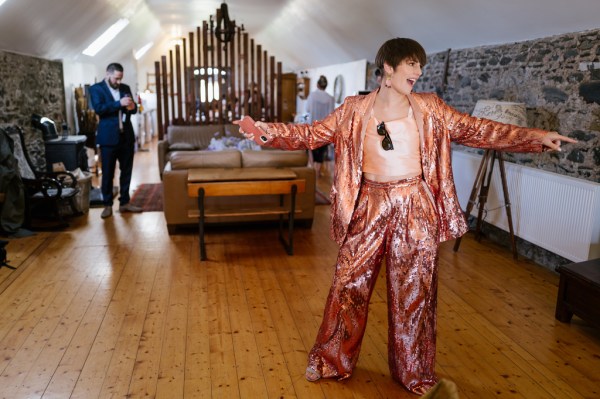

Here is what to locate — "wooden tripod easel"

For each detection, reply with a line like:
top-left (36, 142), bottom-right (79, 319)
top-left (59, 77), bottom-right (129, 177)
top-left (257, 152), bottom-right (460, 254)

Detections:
top-left (453, 149), bottom-right (518, 260)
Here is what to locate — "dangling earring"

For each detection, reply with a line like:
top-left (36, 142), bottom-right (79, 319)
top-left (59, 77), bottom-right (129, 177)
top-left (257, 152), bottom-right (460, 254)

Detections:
top-left (385, 74), bottom-right (392, 88)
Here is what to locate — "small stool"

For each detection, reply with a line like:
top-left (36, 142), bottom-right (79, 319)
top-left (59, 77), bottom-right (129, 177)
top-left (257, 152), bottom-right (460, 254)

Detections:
top-left (555, 258), bottom-right (600, 329)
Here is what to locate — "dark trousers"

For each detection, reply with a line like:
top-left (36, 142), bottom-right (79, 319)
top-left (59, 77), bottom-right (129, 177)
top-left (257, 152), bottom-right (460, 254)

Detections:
top-left (311, 146), bottom-right (328, 163)
top-left (99, 134), bottom-right (135, 206)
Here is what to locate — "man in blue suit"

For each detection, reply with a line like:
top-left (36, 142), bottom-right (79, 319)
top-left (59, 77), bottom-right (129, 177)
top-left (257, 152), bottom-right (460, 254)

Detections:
top-left (90, 63), bottom-right (142, 219)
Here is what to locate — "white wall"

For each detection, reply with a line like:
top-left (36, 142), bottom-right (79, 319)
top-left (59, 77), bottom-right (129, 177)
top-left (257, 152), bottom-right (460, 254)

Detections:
top-left (296, 59), bottom-right (367, 118)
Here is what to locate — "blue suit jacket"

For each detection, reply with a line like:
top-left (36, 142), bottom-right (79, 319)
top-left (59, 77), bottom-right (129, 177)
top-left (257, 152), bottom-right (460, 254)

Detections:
top-left (89, 80), bottom-right (138, 146)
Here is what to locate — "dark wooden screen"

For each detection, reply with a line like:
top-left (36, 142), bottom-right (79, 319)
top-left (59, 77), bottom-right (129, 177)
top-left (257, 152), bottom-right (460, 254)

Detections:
top-left (154, 7), bottom-right (286, 139)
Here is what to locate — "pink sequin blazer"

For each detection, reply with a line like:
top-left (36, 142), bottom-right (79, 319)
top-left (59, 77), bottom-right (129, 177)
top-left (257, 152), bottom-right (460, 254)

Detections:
top-left (263, 91), bottom-right (548, 246)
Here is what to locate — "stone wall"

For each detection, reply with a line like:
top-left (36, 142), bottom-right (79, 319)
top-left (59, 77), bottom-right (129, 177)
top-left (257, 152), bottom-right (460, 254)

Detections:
top-left (0, 50), bottom-right (66, 137)
top-left (414, 28), bottom-right (600, 183)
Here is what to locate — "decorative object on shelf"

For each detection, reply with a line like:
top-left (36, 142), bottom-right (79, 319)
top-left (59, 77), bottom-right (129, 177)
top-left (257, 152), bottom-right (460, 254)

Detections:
top-left (453, 100), bottom-right (528, 260)
top-left (74, 85), bottom-right (98, 148)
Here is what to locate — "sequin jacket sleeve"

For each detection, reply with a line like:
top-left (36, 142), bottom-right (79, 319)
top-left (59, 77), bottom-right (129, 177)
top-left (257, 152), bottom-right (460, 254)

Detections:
top-left (429, 95), bottom-right (548, 152)
top-left (261, 102), bottom-right (345, 151)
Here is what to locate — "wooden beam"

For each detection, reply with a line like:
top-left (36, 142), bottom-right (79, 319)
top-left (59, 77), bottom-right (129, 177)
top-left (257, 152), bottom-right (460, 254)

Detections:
top-left (155, 61), bottom-right (164, 139)
top-left (188, 33), bottom-right (195, 123)
top-left (161, 55), bottom-right (169, 132)
top-left (243, 33), bottom-right (249, 117)
top-left (216, 8), bottom-right (224, 124)
top-left (277, 62), bottom-right (282, 122)
top-left (236, 27), bottom-right (242, 119)
top-left (202, 21), bottom-right (209, 124)
top-left (264, 51), bottom-right (268, 120)
top-left (256, 45), bottom-right (262, 121)
top-left (229, 25), bottom-right (236, 121)
top-left (175, 44), bottom-right (183, 123)
top-left (269, 55), bottom-right (275, 121)
top-left (169, 50), bottom-right (175, 124)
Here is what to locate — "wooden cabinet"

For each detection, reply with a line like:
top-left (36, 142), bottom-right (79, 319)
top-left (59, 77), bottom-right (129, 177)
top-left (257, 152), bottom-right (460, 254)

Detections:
top-left (280, 73), bottom-right (297, 122)
top-left (44, 135), bottom-right (88, 172)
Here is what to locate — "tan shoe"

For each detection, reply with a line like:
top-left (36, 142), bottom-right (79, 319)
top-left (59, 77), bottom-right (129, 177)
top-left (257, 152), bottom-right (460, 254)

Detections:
top-left (101, 206), bottom-right (113, 219)
top-left (119, 203), bottom-right (143, 213)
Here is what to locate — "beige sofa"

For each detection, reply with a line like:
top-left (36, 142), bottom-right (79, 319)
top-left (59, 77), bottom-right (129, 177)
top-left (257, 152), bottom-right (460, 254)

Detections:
top-left (159, 124), bottom-right (316, 233)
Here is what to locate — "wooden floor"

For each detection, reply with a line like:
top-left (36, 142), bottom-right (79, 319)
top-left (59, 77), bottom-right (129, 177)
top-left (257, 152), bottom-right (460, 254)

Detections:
top-left (0, 140), bottom-right (599, 398)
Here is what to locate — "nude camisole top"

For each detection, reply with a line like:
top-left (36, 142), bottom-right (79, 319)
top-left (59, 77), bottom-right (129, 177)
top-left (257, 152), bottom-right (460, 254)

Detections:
top-left (362, 107), bottom-right (422, 179)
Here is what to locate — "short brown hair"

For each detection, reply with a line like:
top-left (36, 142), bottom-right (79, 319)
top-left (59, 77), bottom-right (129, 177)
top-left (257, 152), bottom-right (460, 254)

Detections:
top-left (375, 38), bottom-right (427, 70)
top-left (317, 75), bottom-right (328, 90)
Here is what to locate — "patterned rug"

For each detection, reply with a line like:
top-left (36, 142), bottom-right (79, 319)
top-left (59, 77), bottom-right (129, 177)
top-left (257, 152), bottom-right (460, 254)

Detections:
top-left (130, 183), bottom-right (163, 212)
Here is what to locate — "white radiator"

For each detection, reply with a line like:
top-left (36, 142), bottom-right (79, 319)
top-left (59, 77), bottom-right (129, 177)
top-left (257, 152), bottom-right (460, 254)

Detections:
top-left (452, 151), bottom-right (600, 262)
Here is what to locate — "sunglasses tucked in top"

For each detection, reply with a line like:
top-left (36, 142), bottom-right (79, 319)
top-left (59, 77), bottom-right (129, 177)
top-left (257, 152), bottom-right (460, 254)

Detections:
top-left (377, 121), bottom-right (394, 151)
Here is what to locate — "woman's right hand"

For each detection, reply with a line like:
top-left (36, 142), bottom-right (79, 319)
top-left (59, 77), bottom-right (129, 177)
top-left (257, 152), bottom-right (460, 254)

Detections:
top-left (233, 118), bottom-right (271, 143)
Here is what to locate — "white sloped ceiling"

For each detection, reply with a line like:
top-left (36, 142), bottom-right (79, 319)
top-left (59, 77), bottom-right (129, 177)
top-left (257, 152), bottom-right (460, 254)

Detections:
top-left (0, 0), bottom-right (599, 70)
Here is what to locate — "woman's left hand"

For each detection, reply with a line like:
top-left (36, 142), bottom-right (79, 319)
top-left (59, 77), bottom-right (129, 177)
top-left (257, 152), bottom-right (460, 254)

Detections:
top-left (541, 132), bottom-right (577, 152)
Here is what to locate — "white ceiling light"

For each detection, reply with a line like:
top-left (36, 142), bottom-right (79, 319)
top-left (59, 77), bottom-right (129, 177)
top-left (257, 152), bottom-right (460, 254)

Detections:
top-left (134, 41), bottom-right (154, 60)
top-left (83, 18), bottom-right (130, 57)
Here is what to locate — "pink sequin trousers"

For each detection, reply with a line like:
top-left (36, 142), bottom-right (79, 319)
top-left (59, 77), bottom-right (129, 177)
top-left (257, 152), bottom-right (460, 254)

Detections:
top-left (308, 176), bottom-right (440, 393)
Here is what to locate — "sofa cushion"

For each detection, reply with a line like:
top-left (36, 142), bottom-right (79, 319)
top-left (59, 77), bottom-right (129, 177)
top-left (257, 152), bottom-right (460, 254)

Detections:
top-left (169, 150), bottom-right (242, 170)
top-left (241, 149), bottom-right (308, 168)
top-left (168, 142), bottom-right (198, 151)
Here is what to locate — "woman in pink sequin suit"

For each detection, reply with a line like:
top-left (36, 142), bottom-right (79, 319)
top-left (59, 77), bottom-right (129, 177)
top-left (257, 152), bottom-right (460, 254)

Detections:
top-left (235, 38), bottom-right (575, 395)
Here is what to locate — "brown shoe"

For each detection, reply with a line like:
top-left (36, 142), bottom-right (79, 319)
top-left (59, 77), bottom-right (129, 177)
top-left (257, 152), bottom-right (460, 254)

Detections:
top-left (119, 203), bottom-right (143, 213)
top-left (101, 206), bottom-right (113, 219)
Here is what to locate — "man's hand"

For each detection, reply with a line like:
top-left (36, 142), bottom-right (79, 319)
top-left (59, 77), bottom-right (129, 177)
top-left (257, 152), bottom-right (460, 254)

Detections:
top-left (120, 95), bottom-right (134, 110)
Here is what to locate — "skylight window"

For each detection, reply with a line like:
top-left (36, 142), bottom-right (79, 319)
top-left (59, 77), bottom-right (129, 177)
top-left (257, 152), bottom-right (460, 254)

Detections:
top-left (83, 18), bottom-right (130, 57)
top-left (134, 42), bottom-right (154, 60)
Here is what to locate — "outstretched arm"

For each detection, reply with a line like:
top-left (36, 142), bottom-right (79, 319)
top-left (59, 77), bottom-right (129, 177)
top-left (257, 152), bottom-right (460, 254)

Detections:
top-left (233, 102), bottom-right (343, 151)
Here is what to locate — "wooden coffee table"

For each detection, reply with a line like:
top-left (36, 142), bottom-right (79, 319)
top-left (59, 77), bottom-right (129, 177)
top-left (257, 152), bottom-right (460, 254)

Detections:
top-left (187, 167), bottom-right (306, 260)
top-left (555, 258), bottom-right (600, 329)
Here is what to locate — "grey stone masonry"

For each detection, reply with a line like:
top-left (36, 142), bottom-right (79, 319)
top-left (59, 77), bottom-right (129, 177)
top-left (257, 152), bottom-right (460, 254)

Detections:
top-left (0, 50), bottom-right (66, 154)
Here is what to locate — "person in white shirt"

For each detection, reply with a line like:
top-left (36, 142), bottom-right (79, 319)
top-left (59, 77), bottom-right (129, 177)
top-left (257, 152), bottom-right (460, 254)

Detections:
top-left (305, 76), bottom-right (335, 176)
